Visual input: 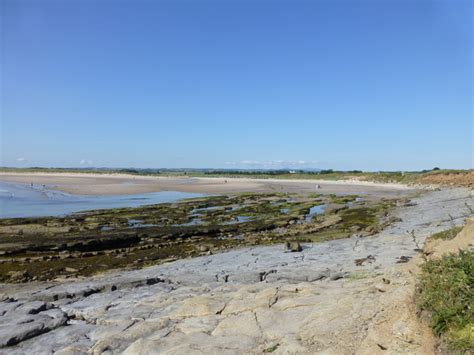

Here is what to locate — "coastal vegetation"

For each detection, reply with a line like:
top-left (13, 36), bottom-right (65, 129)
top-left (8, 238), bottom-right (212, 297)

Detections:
top-left (431, 226), bottom-right (464, 240)
top-left (417, 250), bottom-right (474, 351)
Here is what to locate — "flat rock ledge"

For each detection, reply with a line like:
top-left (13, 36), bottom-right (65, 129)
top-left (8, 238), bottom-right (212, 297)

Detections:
top-left (0, 187), bottom-right (472, 354)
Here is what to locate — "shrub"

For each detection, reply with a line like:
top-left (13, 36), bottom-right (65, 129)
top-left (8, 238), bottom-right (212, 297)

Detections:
top-left (417, 250), bottom-right (474, 351)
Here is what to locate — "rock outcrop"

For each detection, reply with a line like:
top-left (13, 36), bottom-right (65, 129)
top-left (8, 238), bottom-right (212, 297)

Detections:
top-left (0, 187), bottom-right (472, 354)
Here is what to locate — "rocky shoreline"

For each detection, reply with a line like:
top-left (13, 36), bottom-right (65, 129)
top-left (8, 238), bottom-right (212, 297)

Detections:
top-left (0, 187), bottom-right (472, 353)
top-left (0, 192), bottom-right (395, 283)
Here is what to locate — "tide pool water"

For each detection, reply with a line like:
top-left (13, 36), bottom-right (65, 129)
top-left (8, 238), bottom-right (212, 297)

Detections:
top-left (305, 204), bottom-right (327, 222)
top-left (0, 181), bottom-right (206, 218)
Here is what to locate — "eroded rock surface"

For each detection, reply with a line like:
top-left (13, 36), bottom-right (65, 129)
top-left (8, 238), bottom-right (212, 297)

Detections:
top-left (0, 188), bottom-right (472, 354)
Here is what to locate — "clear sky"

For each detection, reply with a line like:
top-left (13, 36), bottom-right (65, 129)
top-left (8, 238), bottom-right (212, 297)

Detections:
top-left (1, 0), bottom-right (472, 171)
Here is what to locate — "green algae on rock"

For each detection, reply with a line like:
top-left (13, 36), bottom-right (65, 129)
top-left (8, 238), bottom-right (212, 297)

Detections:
top-left (0, 192), bottom-right (396, 282)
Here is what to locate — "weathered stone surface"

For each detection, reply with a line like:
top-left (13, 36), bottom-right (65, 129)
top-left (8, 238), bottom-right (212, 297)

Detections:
top-left (0, 305), bottom-right (68, 347)
top-left (0, 187), bottom-right (471, 354)
top-left (172, 296), bottom-right (226, 318)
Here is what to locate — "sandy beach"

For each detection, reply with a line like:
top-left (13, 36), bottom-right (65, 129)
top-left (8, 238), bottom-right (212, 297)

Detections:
top-left (0, 172), bottom-right (414, 197)
top-left (3, 1), bottom-right (471, 352)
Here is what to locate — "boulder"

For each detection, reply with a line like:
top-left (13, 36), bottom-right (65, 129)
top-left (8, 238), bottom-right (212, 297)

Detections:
top-left (284, 241), bottom-right (302, 252)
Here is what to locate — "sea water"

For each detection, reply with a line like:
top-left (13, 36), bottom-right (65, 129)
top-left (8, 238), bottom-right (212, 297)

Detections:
top-left (0, 181), bottom-right (205, 218)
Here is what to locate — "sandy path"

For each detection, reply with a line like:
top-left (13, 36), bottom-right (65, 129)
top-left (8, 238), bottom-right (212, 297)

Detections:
top-left (0, 172), bottom-right (414, 198)
top-left (1, 187), bottom-right (472, 354)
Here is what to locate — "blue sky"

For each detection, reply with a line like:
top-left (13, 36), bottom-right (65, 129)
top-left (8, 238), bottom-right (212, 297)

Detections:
top-left (1, 0), bottom-right (472, 171)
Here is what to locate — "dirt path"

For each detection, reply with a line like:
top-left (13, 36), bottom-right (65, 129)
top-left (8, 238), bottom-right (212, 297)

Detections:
top-left (0, 187), bottom-right (472, 354)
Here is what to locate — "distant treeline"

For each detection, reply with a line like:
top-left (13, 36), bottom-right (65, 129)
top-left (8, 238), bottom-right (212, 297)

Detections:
top-left (0, 167), bottom-right (161, 175)
top-left (201, 169), bottom-right (362, 175)
top-left (0, 166), bottom-right (466, 178)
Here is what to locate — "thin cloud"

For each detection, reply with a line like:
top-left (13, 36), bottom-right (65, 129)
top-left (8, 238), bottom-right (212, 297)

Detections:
top-left (79, 159), bottom-right (93, 166)
top-left (16, 157), bottom-right (26, 162)
top-left (225, 160), bottom-right (321, 169)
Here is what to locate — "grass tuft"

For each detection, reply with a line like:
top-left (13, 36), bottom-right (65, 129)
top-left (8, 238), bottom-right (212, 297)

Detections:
top-left (263, 344), bottom-right (280, 353)
top-left (346, 270), bottom-right (369, 280)
top-left (431, 226), bottom-right (463, 240)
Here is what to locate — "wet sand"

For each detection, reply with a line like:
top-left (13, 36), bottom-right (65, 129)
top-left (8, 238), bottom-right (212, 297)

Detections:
top-left (0, 172), bottom-right (415, 198)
